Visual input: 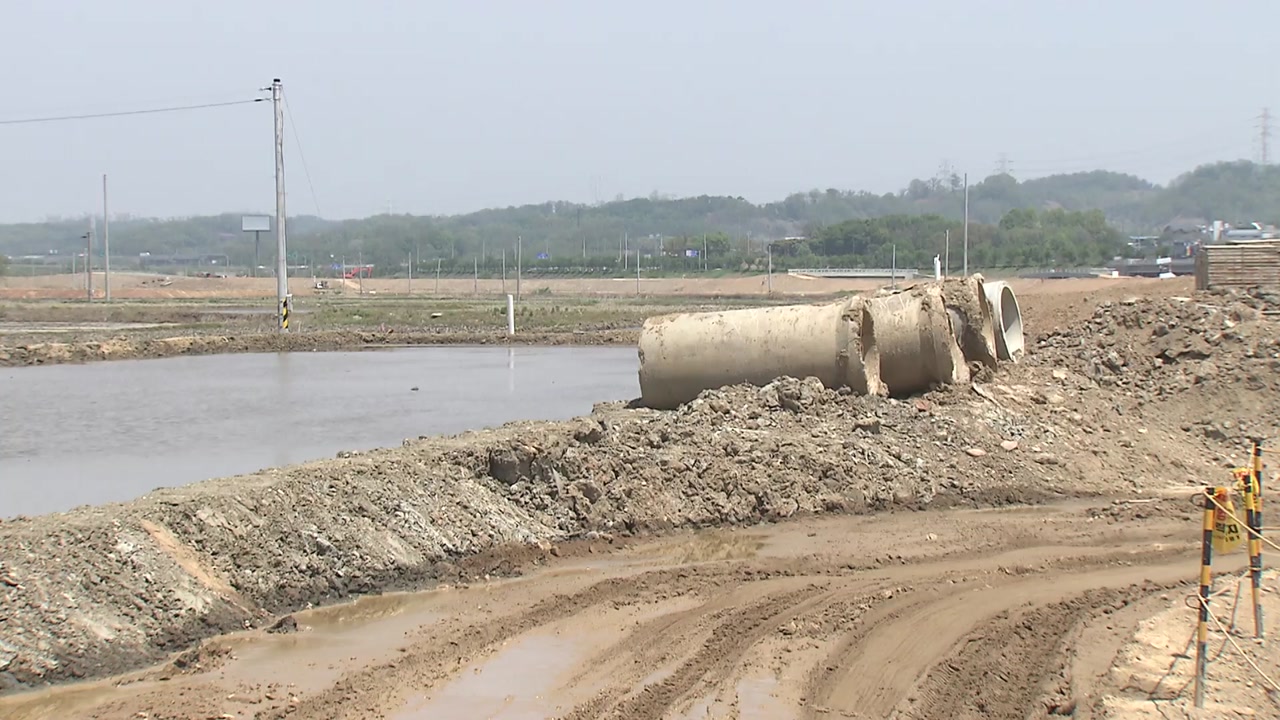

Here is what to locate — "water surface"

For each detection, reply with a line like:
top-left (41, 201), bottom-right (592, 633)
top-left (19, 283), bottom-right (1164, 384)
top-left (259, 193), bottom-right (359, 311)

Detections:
top-left (0, 346), bottom-right (637, 517)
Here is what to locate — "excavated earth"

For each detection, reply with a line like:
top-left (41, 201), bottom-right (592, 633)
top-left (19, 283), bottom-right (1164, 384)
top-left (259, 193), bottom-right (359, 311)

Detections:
top-left (3, 284), bottom-right (1280, 719)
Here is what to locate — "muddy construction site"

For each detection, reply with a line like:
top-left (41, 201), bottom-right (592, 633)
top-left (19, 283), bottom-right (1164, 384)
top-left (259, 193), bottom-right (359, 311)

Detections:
top-left (2, 278), bottom-right (1280, 719)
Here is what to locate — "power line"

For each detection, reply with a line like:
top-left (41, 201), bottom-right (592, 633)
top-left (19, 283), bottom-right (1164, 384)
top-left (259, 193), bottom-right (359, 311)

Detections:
top-left (0, 98), bottom-right (264, 126)
top-left (281, 90), bottom-right (322, 217)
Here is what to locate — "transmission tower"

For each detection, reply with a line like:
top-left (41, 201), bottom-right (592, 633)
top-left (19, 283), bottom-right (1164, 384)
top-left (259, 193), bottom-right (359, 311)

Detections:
top-left (1258, 108), bottom-right (1273, 164)
top-left (994, 153), bottom-right (1012, 176)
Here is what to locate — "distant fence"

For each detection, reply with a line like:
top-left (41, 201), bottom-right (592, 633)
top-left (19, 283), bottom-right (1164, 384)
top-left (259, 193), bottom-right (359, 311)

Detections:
top-left (788, 268), bottom-right (920, 280)
top-left (1195, 243), bottom-right (1280, 291)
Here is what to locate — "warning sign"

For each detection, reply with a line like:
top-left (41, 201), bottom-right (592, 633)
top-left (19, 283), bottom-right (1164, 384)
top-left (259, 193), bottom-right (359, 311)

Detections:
top-left (1213, 488), bottom-right (1246, 555)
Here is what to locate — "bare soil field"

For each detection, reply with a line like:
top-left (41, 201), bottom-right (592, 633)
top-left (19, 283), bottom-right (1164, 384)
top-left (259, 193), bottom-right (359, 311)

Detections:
top-left (0, 274), bottom-right (1197, 367)
top-left (0, 271), bottom-right (881, 300)
top-left (2, 275), bottom-right (1278, 718)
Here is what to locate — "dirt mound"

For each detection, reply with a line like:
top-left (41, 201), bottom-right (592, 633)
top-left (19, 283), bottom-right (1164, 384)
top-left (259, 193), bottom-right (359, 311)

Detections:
top-left (0, 366), bottom-right (1145, 692)
top-left (1025, 292), bottom-right (1280, 457)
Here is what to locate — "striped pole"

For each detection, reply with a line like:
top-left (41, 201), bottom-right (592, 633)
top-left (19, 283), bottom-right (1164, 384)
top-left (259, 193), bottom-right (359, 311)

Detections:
top-left (1250, 442), bottom-right (1265, 640)
top-left (1195, 486), bottom-right (1217, 709)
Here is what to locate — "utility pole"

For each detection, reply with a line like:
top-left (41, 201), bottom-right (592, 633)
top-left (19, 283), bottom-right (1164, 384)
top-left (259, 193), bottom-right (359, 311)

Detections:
top-left (407, 253), bottom-right (412, 295)
top-left (944, 229), bottom-right (950, 278)
top-left (516, 235), bottom-right (522, 301)
top-left (435, 258), bottom-right (442, 294)
top-left (473, 256), bottom-right (478, 294)
top-left (102, 174), bottom-right (111, 301)
top-left (501, 249), bottom-right (507, 295)
top-left (891, 243), bottom-right (897, 289)
top-left (83, 222), bottom-right (94, 301)
top-left (636, 247), bottom-right (641, 295)
top-left (358, 250), bottom-right (364, 295)
top-left (702, 233), bottom-right (708, 272)
top-left (624, 232), bottom-right (629, 270)
top-left (766, 242), bottom-right (773, 293)
top-left (270, 78), bottom-right (289, 331)
top-left (962, 173), bottom-right (970, 277)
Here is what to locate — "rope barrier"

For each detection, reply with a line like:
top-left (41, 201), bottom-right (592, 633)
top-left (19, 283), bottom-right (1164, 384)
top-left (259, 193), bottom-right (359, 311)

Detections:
top-left (1191, 592), bottom-right (1280, 692)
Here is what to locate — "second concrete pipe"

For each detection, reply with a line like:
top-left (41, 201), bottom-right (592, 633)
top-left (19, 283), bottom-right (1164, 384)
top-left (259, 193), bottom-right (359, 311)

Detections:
top-left (637, 297), bottom-right (883, 410)
top-left (637, 283), bottom-right (984, 408)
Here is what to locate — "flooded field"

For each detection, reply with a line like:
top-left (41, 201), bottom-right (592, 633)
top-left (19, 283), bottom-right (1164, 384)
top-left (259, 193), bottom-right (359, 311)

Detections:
top-left (0, 346), bottom-right (637, 516)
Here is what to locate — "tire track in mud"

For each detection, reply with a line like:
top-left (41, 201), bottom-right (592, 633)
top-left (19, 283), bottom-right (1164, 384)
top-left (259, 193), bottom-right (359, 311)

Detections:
top-left (803, 551), bottom-right (1210, 720)
top-left (276, 543), bottom-right (1198, 719)
top-left (888, 582), bottom-right (1183, 720)
top-left (563, 584), bottom-right (837, 720)
top-left (258, 564), bottom-right (761, 720)
top-left (30, 506), bottom-right (1218, 720)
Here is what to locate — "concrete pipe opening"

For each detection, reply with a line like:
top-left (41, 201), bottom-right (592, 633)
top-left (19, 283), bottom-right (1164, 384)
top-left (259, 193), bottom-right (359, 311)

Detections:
top-left (982, 281), bottom-right (1025, 361)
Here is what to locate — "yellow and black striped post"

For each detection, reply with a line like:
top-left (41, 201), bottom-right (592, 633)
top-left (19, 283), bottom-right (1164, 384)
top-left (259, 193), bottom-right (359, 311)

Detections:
top-left (279, 296), bottom-right (291, 331)
top-left (1249, 441), bottom-right (1265, 639)
top-left (1195, 486), bottom-right (1217, 709)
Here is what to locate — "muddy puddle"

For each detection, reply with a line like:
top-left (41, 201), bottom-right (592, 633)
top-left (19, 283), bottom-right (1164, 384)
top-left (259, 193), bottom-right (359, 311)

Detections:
top-left (395, 633), bottom-right (584, 719)
top-left (0, 546), bottom-right (674, 720)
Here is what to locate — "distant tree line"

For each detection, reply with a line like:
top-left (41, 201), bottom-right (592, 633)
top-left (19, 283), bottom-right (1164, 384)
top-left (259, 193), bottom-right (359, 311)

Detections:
top-left (0, 160), bottom-right (1272, 274)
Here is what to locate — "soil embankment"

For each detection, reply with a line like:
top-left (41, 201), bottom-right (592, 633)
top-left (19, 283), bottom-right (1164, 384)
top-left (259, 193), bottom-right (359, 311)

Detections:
top-left (2, 286), bottom-right (1280, 717)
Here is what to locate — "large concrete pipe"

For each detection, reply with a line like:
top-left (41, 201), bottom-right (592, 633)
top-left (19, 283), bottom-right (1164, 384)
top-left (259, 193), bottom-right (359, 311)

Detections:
top-left (865, 284), bottom-right (969, 396)
top-left (981, 280), bottom-right (1025, 361)
top-left (940, 275), bottom-right (998, 368)
top-left (637, 297), bottom-right (883, 410)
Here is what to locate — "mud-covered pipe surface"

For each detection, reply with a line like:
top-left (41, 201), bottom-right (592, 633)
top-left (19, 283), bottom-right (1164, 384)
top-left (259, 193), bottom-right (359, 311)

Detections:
top-left (866, 285), bottom-right (969, 396)
top-left (940, 275), bottom-right (998, 368)
top-left (637, 298), bottom-right (881, 410)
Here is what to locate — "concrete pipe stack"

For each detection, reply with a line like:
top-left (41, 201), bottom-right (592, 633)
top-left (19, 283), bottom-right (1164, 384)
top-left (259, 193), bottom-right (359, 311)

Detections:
top-left (636, 276), bottom-right (1024, 409)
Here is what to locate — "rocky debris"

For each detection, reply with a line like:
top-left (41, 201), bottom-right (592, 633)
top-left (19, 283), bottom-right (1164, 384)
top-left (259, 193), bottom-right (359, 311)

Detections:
top-left (266, 615), bottom-right (298, 634)
top-left (1030, 295), bottom-right (1280, 400)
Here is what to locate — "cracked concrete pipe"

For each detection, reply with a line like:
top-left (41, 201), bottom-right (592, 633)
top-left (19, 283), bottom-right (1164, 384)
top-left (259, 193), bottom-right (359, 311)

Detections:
top-left (865, 284), bottom-right (970, 396)
top-left (637, 297), bottom-right (883, 410)
top-left (940, 275), bottom-right (998, 368)
top-left (981, 280), bottom-right (1025, 361)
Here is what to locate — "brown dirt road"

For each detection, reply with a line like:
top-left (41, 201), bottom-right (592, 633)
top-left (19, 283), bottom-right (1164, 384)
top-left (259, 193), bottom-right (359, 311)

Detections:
top-left (2, 500), bottom-right (1266, 720)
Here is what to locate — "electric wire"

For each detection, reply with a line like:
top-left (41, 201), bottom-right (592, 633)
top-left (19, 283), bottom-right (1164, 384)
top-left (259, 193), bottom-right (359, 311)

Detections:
top-left (282, 90), bottom-right (322, 217)
top-left (0, 98), bottom-right (264, 126)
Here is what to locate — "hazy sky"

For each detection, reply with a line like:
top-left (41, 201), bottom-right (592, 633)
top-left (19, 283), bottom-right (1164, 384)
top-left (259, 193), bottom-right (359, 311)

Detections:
top-left (1, 1), bottom-right (1276, 223)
